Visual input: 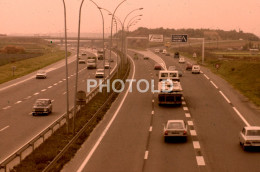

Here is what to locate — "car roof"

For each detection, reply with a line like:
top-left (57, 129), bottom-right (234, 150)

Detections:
top-left (36, 99), bottom-right (50, 101)
top-left (167, 120), bottom-right (184, 123)
top-left (244, 126), bottom-right (260, 130)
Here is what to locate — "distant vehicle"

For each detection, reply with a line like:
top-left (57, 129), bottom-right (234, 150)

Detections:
top-left (79, 59), bottom-right (86, 64)
top-left (109, 59), bottom-right (114, 62)
top-left (82, 53), bottom-right (87, 56)
top-left (192, 65), bottom-right (200, 74)
top-left (165, 53), bottom-right (170, 56)
top-left (164, 42), bottom-right (171, 48)
top-left (95, 69), bottom-right (105, 78)
top-left (164, 120), bottom-right (188, 142)
top-left (186, 62), bottom-right (192, 70)
top-left (97, 50), bottom-right (104, 60)
top-left (179, 57), bottom-right (185, 63)
top-left (174, 52), bottom-right (179, 58)
top-left (87, 56), bottom-right (97, 69)
top-left (168, 66), bottom-right (176, 71)
top-left (239, 126), bottom-right (260, 150)
top-left (36, 70), bottom-right (47, 79)
top-left (155, 49), bottom-right (160, 53)
top-left (154, 63), bottom-right (162, 70)
top-left (159, 49), bottom-right (163, 53)
top-left (162, 49), bottom-right (167, 54)
top-left (143, 56), bottom-right (149, 60)
top-left (32, 99), bottom-right (52, 116)
top-left (159, 70), bottom-right (179, 82)
top-left (178, 70), bottom-right (183, 77)
top-left (104, 62), bottom-right (110, 69)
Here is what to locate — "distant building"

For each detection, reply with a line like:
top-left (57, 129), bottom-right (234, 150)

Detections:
top-left (249, 49), bottom-right (259, 55)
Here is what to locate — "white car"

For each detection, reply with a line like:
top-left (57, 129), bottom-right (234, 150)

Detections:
top-left (155, 49), bottom-right (160, 53)
top-left (79, 59), bottom-right (86, 64)
top-left (192, 65), bottom-right (200, 74)
top-left (239, 126), bottom-right (260, 150)
top-left (36, 70), bottom-right (47, 79)
top-left (163, 120), bottom-right (188, 142)
top-left (104, 63), bottom-right (110, 69)
top-left (162, 49), bottom-right (167, 54)
top-left (95, 69), bottom-right (105, 78)
top-left (179, 57), bottom-right (185, 63)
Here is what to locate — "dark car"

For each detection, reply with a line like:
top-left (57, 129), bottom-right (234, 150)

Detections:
top-left (174, 52), bottom-right (179, 58)
top-left (165, 53), bottom-right (170, 56)
top-left (32, 99), bottom-right (52, 116)
top-left (144, 56), bottom-right (149, 60)
top-left (154, 63), bottom-right (162, 70)
top-left (186, 62), bottom-right (192, 70)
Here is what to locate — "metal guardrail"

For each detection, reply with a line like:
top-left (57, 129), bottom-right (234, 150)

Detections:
top-left (0, 52), bottom-right (120, 172)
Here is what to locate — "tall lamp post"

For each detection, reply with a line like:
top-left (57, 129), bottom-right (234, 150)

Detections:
top-left (127, 18), bottom-right (141, 31)
top-left (61, 0), bottom-right (69, 133)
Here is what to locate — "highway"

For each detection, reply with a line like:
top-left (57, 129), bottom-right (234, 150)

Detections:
top-left (0, 48), bottom-right (117, 162)
top-left (62, 49), bottom-right (260, 172)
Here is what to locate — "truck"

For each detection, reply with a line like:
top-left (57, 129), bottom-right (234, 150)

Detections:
top-left (158, 70), bottom-right (183, 105)
top-left (87, 56), bottom-right (97, 69)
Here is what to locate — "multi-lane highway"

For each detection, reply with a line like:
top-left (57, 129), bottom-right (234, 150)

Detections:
top-left (0, 48), bottom-right (117, 163)
top-left (62, 49), bottom-right (260, 172)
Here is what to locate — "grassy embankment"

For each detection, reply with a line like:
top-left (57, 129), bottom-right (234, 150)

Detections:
top-left (0, 37), bottom-right (70, 84)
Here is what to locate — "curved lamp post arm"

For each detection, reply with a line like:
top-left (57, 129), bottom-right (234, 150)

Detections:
top-left (127, 14), bottom-right (142, 29)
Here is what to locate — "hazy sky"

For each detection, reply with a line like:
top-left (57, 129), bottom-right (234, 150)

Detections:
top-left (1, 0), bottom-right (260, 36)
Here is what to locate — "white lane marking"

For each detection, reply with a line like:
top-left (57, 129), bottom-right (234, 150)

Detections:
top-left (219, 91), bottom-right (231, 104)
top-left (182, 101), bottom-right (186, 105)
top-left (152, 99), bottom-right (154, 103)
top-left (193, 141), bottom-right (200, 149)
top-left (144, 151), bottom-right (149, 160)
top-left (200, 71), bottom-right (204, 74)
top-left (48, 86), bottom-right (52, 89)
top-left (41, 89), bottom-right (47, 92)
top-left (190, 130), bottom-right (197, 136)
top-left (149, 126), bottom-right (153, 132)
top-left (68, 76), bottom-right (70, 79)
top-left (183, 107), bottom-right (189, 111)
top-left (54, 83), bottom-right (58, 86)
top-left (204, 74), bottom-right (209, 80)
top-left (0, 126), bottom-right (9, 132)
top-left (196, 156), bottom-right (205, 166)
top-left (63, 79), bottom-right (66, 81)
top-left (33, 92), bottom-right (39, 96)
top-left (63, 92), bottom-right (67, 95)
top-left (51, 100), bottom-right (55, 102)
top-left (15, 101), bottom-right (22, 104)
top-left (24, 96), bottom-right (31, 99)
top-left (76, 55), bottom-right (136, 172)
top-left (187, 121), bottom-right (194, 126)
top-left (70, 74), bottom-right (73, 77)
top-left (233, 107), bottom-right (250, 126)
top-left (59, 81), bottom-right (62, 83)
top-left (2, 106), bottom-right (11, 110)
top-left (210, 81), bottom-right (218, 89)
top-left (151, 111), bottom-right (154, 115)
top-left (181, 97), bottom-right (184, 100)
top-left (185, 113), bottom-right (191, 118)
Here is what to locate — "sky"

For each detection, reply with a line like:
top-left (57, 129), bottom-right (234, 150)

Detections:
top-left (0, 0), bottom-right (260, 37)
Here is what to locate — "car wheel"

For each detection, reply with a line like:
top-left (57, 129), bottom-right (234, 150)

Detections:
top-left (32, 113), bottom-right (35, 116)
top-left (164, 137), bottom-right (168, 142)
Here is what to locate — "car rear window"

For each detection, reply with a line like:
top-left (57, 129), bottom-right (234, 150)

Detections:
top-left (167, 122), bottom-right (183, 129)
top-left (247, 130), bottom-right (260, 136)
top-left (35, 100), bottom-right (48, 106)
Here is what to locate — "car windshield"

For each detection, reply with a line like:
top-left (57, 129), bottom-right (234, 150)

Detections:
top-left (247, 130), bottom-right (260, 136)
top-left (169, 73), bottom-right (177, 77)
top-left (161, 73), bottom-right (168, 77)
top-left (167, 122), bottom-right (183, 129)
top-left (37, 70), bottom-right (45, 74)
top-left (35, 100), bottom-right (49, 106)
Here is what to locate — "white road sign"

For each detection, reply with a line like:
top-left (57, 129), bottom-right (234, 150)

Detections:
top-left (149, 34), bottom-right (164, 42)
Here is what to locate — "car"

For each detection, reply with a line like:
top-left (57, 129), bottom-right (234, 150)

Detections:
top-left (104, 62), bottom-right (110, 69)
top-left (32, 99), bottom-right (52, 116)
top-left (179, 57), bottom-right (185, 63)
top-left (36, 70), bottom-right (47, 79)
top-left (163, 120), bottom-right (188, 142)
top-left (239, 126), bottom-right (260, 150)
top-left (143, 56), bottom-right (149, 60)
top-left (186, 62), bottom-right (193, 70)
top-left (154, 63), bottom-right (162, 70)
top-left (165, 53), bottom-right (170, 56)
top-left (134, 54), bottom-right (138, 60)
top-left (178, 70), bottom-right (183, 77)
top-left (159, 49), bottom-right (163, 53)
top-left (168, 66), bottom-right (176, 71)
top-left (79, 59), bottom-right (86, 64)
top-left (174, 52), bottom-right (179, 58)
top-left (95, 69), bottom-right (105, 78)
top-left (98, 55), bottom-right (104, 60)
top-left (192, 65), bottom-right (200, 74)
top-left (82, 53), bottom-right (87, 56)
top-left (109, 59), bottom-right (114, 62)
top-left (162, 49), bottom-right (167, 54)
top-left (155, 49), bottom-right (160, 53)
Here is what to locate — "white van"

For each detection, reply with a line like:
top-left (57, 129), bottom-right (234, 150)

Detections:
top-left (192, 65), bottom-right (200, 74)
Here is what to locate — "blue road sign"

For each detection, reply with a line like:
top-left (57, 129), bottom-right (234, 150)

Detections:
top-left (171, 35), bottom-right (188, 42)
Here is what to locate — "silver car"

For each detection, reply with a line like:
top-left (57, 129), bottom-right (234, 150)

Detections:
top-left (36, 70), bottom-right (47, 79)
top-left (95, 69), bottom-right (105, 78)
top-left (32, 99), bottom-right (52, 116)
top-left (164, 120), bottom-right (188, 142)
top-left (239, 126), bottom-right (260, 150)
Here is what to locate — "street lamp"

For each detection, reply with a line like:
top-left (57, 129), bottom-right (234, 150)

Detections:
top-left (126, 14), bottom-right (142, 31)
top-left (127, 18), bottom-right (141, 31)
top-left (89, 0), bottom-right (105, 74)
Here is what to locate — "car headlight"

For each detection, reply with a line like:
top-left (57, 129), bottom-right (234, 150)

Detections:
top-left (44, 108), bottom-right (48, 111)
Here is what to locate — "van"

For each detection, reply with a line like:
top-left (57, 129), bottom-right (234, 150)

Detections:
top-left (192, 65), bottom-right (200, 74)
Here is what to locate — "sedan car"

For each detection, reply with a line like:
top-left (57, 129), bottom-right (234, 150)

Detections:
top-left (95, 69), bottom-right (105, 78)
top-left (164, 120), bottom-right (188, 142)
top-left (179, 57), bottom-right (185, 63)
top-left (36, 70), bottom-right (47, 79)
top-left (174, 52), bottom-right (180, 58)
top-left (178, 70), bottom-right (183, 77)
top-left (143, 56), bottom-right (149, 60)
top-left (239, 126), bottom-right (260, 150)
top-left (79, 59), bottom-right (86, 64)
top-left (104, 63), bottom-right (110, 69)
top-left (32, 99), bottom-right (52, 116)
top-left (186, 62), bottom-right (193, 71)
top-left (165, 53), bottom-right (170, 56)
top-left (154, 63), bottom-right (162, 70)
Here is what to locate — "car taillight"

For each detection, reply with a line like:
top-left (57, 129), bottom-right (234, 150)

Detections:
top-left (164, 131), bottom-right (168, 135)
top-left (246, 141), bottom-right (251, 144)
top-left (183, 131), bottom-right (187, 135)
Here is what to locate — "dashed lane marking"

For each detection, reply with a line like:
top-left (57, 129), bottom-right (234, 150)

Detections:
top-left (33, 92), bottom-right (39, 96)
top-left (2, 106), bottom-right (11, 110)
top-left (185, 113), bottom-right (191, 118)
top-left (151, 111), bottom-right (154, 115)
top-left (204, 74), bottom-right (209, 80)
top-left (196, 156), bottom-right (205, 166)
top-left (210, 81), bottom-right (218, 89)
top-left (54, 83), bottom-right (58, 86)
top-left (152, 99), bottom-right (154, 103)
top-left (219, 91), bottom-right (231, 104)
top-left (149, 126), bottom-right (152, 132)
top-left (41, 89), bottom-right (47, 92)
top-left (182, 101), bottom-right (186, 105)
top-left (0, 126), bottom-right (9, 132)
top-left (24, 96), bottom-right (31, 99)
top-left (63, 92), bottom-right (67, 95)
top-left (63, 79), bottom-right (66, 81)
top-left (59, 81), bottom-right (62, 83)
top-left (144, 151), bottom-right (149, 160)
top-left (187, 121), bottom-right (194, 126)
top-left (193, 141), bottom-right (201, 149)
top-left (183, 107), bottom-right (189, 111)
top-left (190, 130), bottom-right (197, 136)
top-left (232, 107), bottom-right (250, 126)
top-left (15, 101), bottom-right (22, 104)
top-left (181, 97), bottom-right (184, 100)
top-left (48, 86), bottom-right (52, 89)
